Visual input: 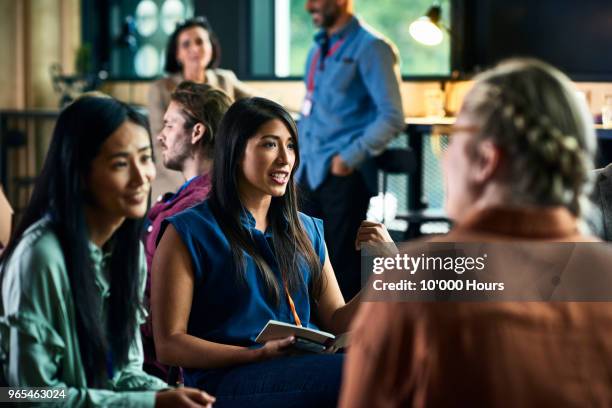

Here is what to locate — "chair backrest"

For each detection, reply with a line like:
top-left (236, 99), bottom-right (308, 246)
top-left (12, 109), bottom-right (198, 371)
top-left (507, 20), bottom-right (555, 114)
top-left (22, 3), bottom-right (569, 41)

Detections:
top-left (375, 148), bottom-right (416, 174)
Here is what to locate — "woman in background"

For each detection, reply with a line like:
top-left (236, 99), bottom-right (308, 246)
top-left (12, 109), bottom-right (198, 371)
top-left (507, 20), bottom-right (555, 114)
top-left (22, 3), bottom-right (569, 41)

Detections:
top-left (0, 95), bottom-right (214, 407)
top-left (149, 16), bottom-right (252, 199)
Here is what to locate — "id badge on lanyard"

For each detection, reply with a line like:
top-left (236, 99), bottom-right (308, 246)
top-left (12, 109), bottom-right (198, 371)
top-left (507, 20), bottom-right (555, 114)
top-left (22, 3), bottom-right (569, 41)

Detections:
top-left (301, 91), bottom-right (313, 117)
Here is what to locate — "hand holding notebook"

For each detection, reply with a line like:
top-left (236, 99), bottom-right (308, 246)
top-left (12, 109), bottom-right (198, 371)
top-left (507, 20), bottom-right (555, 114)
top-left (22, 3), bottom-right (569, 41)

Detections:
top-left (255, 320), bottom-right (349, 354)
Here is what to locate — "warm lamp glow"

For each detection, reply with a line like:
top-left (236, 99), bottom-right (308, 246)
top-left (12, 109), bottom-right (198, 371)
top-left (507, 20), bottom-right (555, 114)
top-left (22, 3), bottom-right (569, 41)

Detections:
top-left (409, 17), bottom-right (444, 46)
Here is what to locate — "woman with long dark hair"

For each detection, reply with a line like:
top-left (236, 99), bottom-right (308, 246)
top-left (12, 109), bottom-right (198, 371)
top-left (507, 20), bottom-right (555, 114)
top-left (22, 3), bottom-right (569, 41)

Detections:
top-left (152, 97), bottom-right (361, 407)
top-left (0, 95), bottom-right (214, 407)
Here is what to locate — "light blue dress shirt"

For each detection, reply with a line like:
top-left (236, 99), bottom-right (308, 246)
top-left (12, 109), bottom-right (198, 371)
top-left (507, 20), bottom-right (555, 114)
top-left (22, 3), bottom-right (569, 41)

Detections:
top-left (297, 16), bottom-right (405, 194)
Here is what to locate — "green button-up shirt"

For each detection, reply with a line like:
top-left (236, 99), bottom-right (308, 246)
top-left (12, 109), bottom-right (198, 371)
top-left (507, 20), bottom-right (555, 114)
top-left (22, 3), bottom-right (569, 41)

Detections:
top-left (0, 217), bottom-right (167, 407)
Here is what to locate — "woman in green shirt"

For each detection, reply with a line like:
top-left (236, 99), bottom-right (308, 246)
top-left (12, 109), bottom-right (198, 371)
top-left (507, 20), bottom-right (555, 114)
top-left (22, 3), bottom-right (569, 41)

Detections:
top-left (0, 95), bottom-right (214, 407)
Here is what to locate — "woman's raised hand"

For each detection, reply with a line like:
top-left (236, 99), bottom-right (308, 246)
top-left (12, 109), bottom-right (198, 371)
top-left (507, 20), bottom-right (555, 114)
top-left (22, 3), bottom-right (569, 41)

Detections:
top-left (354, 220), bottom-right (394, 250)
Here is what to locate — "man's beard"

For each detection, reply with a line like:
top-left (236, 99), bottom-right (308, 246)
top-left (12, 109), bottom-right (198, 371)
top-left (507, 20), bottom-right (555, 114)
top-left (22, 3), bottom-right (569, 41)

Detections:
top-left (320, 12), bottom-right (339, 28)
top-left (314, 3), bottom-right (341, 28)
top-left (164, 142), bottom-right (191, 172)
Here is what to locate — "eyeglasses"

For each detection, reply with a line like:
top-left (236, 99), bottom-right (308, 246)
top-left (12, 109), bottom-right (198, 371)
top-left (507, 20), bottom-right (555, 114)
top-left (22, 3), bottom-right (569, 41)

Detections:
top-left (447, 124), bottom-right (480, 135)
top-left (430, 124), bottom-right (479, 136)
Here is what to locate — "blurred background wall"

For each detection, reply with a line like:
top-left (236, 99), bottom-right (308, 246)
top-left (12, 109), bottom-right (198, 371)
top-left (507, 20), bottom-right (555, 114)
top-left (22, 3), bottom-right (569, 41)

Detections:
top-left (0, 0), bottom-right (80, 109)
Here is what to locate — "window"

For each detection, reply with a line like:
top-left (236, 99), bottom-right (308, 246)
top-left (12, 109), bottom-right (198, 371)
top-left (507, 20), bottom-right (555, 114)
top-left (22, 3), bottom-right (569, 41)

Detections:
top-left (84, 0), bottom-right (194, 79)
top-left (277, 0), bottom-right (451, 78)
top-left (85, 0), bottom-right (451, 80)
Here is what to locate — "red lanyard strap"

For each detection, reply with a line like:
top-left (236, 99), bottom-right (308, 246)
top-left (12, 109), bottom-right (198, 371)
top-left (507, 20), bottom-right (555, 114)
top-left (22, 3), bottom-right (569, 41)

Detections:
top-left (306, 38), bottom-right (345, 92)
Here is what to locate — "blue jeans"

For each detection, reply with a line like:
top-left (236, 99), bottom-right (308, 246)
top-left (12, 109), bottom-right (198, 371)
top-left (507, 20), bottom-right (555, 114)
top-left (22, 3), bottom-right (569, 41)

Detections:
top-left (185, 354), bottom-right (344, 408)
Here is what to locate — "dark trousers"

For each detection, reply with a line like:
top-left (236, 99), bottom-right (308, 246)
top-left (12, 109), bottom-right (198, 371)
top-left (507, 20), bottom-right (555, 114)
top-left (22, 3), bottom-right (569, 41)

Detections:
top-left (186, 354), bottom-right (343, 408)
top-left (299, 172), bottom-right (371, 300)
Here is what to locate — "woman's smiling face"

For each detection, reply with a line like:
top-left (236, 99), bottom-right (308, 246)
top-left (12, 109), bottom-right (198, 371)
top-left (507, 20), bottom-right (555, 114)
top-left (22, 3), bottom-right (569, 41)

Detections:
top-left (86, 120), bottom-right (156, 222)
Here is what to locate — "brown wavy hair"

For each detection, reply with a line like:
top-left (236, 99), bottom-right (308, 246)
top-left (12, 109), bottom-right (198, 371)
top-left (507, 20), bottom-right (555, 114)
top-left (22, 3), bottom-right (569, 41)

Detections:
top-left (170, 81), bottom-right (233, 158)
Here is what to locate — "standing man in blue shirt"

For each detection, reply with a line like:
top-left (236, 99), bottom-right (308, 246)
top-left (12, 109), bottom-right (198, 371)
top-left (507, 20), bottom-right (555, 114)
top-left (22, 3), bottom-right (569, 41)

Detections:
top-left (298, 0), bottom-right (405, 299)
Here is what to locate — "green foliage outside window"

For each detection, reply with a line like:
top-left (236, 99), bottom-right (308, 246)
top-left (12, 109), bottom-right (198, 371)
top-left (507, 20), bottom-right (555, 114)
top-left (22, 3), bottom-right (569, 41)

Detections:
top-left (288, 0), bottom-right (451, 77)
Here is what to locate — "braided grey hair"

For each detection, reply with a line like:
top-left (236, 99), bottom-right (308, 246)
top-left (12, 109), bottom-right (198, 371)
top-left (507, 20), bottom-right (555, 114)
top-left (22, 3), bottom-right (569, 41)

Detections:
top-left (460, 58), bottom-right (596, 216)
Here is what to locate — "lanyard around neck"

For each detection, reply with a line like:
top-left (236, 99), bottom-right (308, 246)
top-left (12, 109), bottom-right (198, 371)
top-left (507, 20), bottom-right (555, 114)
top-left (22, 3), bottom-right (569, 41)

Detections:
top-left (284, 284), bottom-right (302, 327)
top-left (306, 38), bottom-right (346, 93)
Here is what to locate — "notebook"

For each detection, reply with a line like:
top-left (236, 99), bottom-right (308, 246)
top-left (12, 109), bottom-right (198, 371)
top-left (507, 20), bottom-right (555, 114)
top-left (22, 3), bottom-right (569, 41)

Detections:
top-left (255, 320), bottom-right (349, 353)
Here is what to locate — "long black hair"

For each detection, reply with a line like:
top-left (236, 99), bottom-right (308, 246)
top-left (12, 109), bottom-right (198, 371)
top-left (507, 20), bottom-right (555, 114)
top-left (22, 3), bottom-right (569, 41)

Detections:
top-left (209, 97), bottom-right (323, 305)
top-left (0, 95), bottom-right (151, 387)
top-left (164, 16), bottom-right (221, 74)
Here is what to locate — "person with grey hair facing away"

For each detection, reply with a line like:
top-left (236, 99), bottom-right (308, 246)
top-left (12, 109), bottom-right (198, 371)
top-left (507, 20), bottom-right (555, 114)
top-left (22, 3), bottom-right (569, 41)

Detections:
top-left (342, 58), bottom-right (612, 407)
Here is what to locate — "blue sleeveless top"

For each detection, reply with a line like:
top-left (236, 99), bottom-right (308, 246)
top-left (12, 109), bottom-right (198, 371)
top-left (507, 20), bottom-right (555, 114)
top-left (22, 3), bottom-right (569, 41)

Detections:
top-left (166, 199), bottom-right (326, 349)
